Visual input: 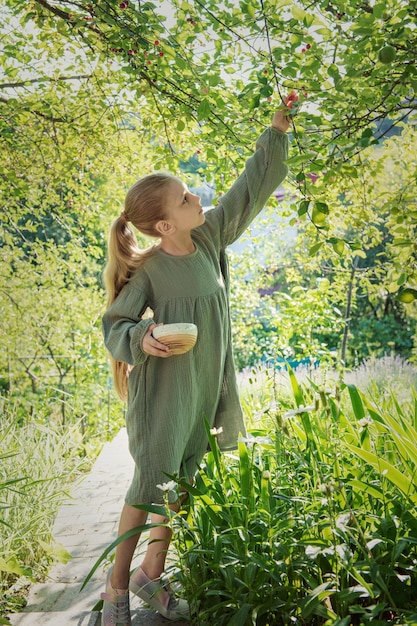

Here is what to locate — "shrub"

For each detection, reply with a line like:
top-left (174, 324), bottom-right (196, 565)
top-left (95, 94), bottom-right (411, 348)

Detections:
top-left (0, 397), bottom-right (88, 617)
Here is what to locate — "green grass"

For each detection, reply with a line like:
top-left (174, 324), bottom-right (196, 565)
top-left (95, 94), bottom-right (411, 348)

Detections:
top-left (0, 398), bottom-right (89, 618)
top-left (3, 357), bottom-right (417, 625)
top-left (83, 358), bottom-right (417, 624)
top-left (167, 361), bottom-right (417, 625)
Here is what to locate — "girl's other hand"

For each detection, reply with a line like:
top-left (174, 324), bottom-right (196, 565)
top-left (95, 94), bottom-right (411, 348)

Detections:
top-left (271, 90), bottom-right (299, 133)
top-left (142, 324), bottom-right (172, 358)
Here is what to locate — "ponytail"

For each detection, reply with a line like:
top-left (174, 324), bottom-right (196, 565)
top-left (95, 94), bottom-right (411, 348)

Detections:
top-left (103, 217), bottom-right (144, 308)
top-left (103, 172), bottom-right (177, 401)
top-left (103, 217), bottom-right (157, 401)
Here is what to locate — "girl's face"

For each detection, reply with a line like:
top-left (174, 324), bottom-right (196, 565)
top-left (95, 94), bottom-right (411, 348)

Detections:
top-left (164, 179), bottom-right (205, 232)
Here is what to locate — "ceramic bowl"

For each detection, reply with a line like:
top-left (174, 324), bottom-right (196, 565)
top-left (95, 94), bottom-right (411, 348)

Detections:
top-left (152, 323), bottom-right (198, 355)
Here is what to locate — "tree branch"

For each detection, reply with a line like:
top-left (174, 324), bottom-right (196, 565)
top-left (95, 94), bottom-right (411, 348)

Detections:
top-left (0, 74), bottom-right (92, 90)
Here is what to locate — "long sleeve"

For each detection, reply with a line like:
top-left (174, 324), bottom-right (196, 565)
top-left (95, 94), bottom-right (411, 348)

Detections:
top-left (201, 126), bottom-right (289, 250)
top-left (102, 282), bottom-right (154, 366)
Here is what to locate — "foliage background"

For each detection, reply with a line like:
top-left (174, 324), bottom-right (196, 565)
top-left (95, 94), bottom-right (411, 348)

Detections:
top-left (1, 0), bottom-right (417, 620)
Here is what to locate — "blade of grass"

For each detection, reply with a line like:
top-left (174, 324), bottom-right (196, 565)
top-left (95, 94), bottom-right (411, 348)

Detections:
top-left (287, 364), bottom-right (305, 406)
top-left (346, 444), bottom-right (417, 505)
top-left (204, 417), bottom-right (223, 480)
top-left (238, 439), bottom-right (254, 514)
top-left (346, 384), bottom-right (365, 420)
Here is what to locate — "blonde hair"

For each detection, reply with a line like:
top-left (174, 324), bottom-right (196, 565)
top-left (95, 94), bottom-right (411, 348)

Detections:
top-left (103, 172), bottom-right (178, 400)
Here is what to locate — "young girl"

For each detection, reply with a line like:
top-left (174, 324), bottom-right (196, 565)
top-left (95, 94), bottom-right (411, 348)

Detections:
top-left (100, 102), bottom-right (291, 625)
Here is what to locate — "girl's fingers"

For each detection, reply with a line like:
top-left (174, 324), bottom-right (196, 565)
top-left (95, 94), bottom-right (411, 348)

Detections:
top-left (143, 325), bottom-right (172, 357)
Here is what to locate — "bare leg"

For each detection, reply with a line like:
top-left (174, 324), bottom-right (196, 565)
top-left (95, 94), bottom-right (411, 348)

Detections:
top-left (140, 512), bottom-right (173, 580)
top-left (110, 503), bottom-right (179, 590)
top-left (111, 503), bottom-right (148, 590)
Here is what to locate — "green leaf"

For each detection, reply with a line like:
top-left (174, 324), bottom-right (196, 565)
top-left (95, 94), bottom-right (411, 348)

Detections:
top-left (38, 540), bottom-right (73, 564)
top-left (197, 98), bottom-right (210, 120)
top-left (347, 479), bottom-right (385, 501)
top-left (346, 444), bottom-right (417, 505)
top-left (204, 417), bottom-right (223, 478)
top-left (287, 365), bottom-right (305, 406)
top-left (396, 272), bottom-right (407, 286)
top-left (396, 288), bottom-right (417, 303)
top-left (285, 152), bottom-right (317, 166)
top-left (351, 249), bottom-right (367, 259)
top-left (347, 385), bottom-right (365, 420)
top-left (238, 439), bottom-right (253, 512)
top-left (311, 202), bottom-right (329, 226)
top-left (260, 84), bottom-right (273, 98)
top-left (228, 604), bottom-right (252, 625)
top-left (0, 556), bottom-right (29, 576)
top-left (292, 5), bottom-right (307, 20)
top-left (298, 199), bottom-right (310, 215)
top-left (332, 239), bottom-right (345, 255)
top-left (309, 241), bottom-right (324, 256)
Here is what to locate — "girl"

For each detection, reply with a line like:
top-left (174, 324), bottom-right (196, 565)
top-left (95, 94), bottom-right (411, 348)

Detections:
top-left (100, 102), bottom-right (291, 625)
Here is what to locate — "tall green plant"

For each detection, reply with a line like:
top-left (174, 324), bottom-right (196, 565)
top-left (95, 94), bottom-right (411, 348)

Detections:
top-left (169, 370), bottom-right (417, 624)
top-left (83, 363), bottom-right (417, 624)
top-left (0, 399), bottom-right (87, 618)
top-left (345, 384), bottom-right (417, 506)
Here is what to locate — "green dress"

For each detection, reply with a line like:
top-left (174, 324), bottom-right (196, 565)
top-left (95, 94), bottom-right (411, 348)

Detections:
top-left (102, 126), bottom-right (289, 504)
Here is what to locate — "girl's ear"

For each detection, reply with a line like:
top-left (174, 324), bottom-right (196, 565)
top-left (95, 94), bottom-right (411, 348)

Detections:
top-left (155, 220), bottom-right (175, 236)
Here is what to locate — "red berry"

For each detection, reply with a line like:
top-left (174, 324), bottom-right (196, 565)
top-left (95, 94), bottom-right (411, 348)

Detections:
top-left (159, 52), bottom-right (164, 57)
top-left (302, 47), bottom-right (306, 53)
top-left (154, 40), bottom-right (160, 46)
top-left (287, 90), bottom-right (299, 103)
top-left (306, 43), bottom-right (311, 49)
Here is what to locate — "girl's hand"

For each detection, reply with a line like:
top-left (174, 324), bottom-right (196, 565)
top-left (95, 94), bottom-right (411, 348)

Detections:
top-left (271, 91), bottom-right (299, 133)
top-left (142, 324), bottom-right (172, 358)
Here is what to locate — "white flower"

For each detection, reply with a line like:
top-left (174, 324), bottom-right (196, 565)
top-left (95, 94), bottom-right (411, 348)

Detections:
top-left (156, 480), bottom-right (177, 493)
top-left (283, 404), bottom-right (316, 418)
top-left (238, 435), bottom-right (272, 446)
top-left (358, 416), bottom-right (372, 428)
top-left (210, 427), bottom-right (223, 436)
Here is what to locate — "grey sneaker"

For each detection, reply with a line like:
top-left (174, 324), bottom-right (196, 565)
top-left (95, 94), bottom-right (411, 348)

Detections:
top-left (129, 566), bottom-right (189, 621)
top-left (101, 568), bottom-right (131, 626)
